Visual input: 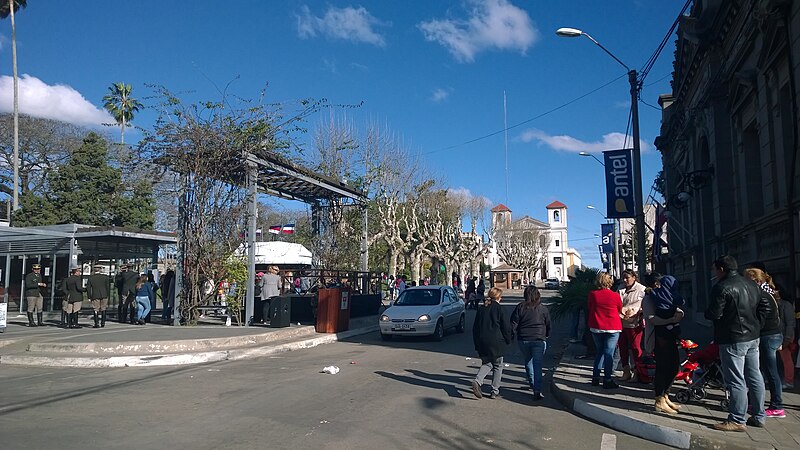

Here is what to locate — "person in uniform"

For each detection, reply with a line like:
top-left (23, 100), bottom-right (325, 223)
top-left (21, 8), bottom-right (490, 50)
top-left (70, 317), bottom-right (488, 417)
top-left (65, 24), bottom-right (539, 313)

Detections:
top-left (115, 265), bottom-right (138, 323)
top-left (86, 266), bottom-right (111, 328)
top-left (24, 264), bottom-right (47, 327)
top-left (63, 268), bottom-right (86, 329)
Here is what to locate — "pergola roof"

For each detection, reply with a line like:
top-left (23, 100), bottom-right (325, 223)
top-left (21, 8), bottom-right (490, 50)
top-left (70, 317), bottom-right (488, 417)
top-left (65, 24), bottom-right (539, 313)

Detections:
top-left (246, 153), bottom-right (366, 204)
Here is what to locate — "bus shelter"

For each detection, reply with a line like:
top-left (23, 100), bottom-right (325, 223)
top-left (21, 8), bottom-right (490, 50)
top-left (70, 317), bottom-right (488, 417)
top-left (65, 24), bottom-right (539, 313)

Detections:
top-left (0, 224), bottom-right (176, 313)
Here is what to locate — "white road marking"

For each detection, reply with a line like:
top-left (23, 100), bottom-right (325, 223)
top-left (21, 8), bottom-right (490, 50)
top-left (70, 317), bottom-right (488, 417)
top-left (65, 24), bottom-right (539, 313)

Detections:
top-left (601, 433), bottom-right (617, 450)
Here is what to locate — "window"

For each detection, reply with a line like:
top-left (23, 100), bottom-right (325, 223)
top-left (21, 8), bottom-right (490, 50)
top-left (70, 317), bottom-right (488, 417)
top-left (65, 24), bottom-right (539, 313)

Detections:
top-left (555, 239), bottom-right (560, 247)
top-left (553, 211), bottom-right (560, 222)
top-left (554, 257), bottom-right (562, 265)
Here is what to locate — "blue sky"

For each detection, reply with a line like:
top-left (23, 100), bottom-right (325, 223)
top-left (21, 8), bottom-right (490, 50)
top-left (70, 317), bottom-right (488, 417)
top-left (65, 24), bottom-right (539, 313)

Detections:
top-left (0, 0), bottom-right (685, 268)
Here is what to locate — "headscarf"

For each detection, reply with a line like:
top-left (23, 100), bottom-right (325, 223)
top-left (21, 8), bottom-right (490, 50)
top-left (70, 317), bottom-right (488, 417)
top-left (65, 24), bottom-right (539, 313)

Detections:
top-left (651, 275), bottom-right (685, 308)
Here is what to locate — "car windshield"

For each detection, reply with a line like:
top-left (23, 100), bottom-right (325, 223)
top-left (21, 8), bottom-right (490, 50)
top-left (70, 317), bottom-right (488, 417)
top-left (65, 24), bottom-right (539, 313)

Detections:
top-left (395, 289), bottom-right (441, 306)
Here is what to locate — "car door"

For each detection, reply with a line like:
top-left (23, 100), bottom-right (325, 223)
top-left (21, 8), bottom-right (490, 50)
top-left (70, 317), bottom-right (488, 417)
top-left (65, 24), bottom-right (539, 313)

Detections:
top-left (443, 288), bottom-right (459, 327)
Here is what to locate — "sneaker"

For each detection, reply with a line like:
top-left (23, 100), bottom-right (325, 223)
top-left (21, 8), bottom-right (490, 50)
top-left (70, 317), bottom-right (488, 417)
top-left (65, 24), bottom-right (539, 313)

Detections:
top-left (712, 421), bottom-right (746, 432)
top-left (471, 380), bottom-right (483, 399)
top-left (765, 408), bottom-right (786, 418)
top-left (782, 381), bottom-right (794, 390)
top-left (746, 417), bottom-right (765, 427)
top-left (489, 392), bottom-right (499, 399)
top-left (533, 392), bottom-right (544, 401)
top-left (603, 380), bottom-right (619, 389)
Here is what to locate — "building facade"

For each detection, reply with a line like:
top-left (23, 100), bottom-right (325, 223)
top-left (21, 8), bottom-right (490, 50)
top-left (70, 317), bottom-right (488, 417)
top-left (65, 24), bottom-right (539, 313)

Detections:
top-left (486, 201), bottom-right (581, 282)
top-left (655, 0), bottom-right (800, 319)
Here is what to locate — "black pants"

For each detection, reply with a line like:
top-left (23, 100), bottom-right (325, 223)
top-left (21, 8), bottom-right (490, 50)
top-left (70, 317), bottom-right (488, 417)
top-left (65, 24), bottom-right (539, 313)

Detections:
top-left (253, 298), bottom-right (264, 323)
top-left (654, 334), bottom-right (679, 396)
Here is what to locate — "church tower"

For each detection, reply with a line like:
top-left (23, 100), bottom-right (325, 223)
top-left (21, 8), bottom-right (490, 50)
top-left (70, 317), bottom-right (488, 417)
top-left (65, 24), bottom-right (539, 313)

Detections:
top-left (491, 204), bottom-right (512, 232)
top-left (546, 201), bottom-right (568, 280)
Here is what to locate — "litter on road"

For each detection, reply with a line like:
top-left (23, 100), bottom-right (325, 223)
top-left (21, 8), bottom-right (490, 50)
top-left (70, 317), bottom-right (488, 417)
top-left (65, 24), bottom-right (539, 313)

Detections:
top-left (321, 365), bottom-right (340, 374)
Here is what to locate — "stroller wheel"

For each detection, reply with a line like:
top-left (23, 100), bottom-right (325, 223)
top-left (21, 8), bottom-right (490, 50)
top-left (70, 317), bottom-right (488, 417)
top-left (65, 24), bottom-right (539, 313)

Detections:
top-left (692, 388), bottom-right (707, 400)
top-left (720, 399), bottom-right (729, 410)
top-left (675, 390), bottom-right (691, 403)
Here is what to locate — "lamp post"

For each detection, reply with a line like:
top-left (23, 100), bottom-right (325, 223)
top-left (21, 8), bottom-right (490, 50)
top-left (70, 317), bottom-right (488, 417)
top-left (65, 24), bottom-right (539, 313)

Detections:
top-left (558, 27), bottom-right (647, 278)
top-left (579, 151), bottom-right (604, 167)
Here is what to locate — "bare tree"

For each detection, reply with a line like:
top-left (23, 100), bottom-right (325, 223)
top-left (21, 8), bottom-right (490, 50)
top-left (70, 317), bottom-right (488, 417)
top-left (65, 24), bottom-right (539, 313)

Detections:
top-left (494, 224), bottom-right (551, 282)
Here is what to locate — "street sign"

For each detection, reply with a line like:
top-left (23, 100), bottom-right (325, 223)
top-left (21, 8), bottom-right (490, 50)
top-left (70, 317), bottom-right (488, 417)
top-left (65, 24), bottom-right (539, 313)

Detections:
top-left (604, 149), bottom-right (635, 218)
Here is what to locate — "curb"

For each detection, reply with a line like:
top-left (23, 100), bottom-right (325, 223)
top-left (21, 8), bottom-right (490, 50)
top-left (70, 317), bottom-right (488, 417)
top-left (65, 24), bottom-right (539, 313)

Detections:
top-left (550, 344), bottom-right (774, 450)
top-left (0, 324), bottom-right (379, 368)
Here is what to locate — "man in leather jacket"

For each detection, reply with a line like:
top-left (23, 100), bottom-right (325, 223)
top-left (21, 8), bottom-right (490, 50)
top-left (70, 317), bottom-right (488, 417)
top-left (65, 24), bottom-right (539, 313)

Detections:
top-left (705, 255), bottom-right (768, 431)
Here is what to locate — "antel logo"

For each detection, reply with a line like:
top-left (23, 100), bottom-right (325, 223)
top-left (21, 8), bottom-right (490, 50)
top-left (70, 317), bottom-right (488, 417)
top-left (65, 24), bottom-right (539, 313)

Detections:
top-left (604, 149), bottom-right (635, 219)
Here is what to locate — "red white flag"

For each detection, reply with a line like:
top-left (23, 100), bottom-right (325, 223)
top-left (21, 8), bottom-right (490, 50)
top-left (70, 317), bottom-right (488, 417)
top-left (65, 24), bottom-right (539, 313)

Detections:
top-left (281, 223), bottom-right (295, 234)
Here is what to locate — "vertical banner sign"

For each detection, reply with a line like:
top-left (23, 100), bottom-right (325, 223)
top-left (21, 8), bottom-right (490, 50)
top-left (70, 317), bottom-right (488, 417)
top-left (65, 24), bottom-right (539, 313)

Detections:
top-left (604, 149), bottom-right (636, 218)
top-left (601, 223), bottom-right (615, 254)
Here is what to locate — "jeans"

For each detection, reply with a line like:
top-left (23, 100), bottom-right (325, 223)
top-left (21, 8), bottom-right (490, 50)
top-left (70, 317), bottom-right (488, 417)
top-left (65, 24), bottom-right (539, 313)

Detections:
top-left (719, 339), bottom-right (766, 424)
top-left (760, 333), bottom-right (783, 409)
top-left (519, 340), bottom-right (547, 392)
top-left (475, 356), bottom-right (504, 395)
top-left (591, 332), bottom-right (620, 382)
top-left (135, 296), bottom-right (151, 321)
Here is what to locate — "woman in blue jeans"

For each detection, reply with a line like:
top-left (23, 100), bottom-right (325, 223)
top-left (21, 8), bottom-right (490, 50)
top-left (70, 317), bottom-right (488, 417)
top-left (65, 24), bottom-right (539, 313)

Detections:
top-left (511, 285), bottom-right (551, 401)
top-left (745, 268), bottom-right (785, 418)
top-left (133, 275), bottom-right (155, 326)
top-left (586, 272), bottom-right (623, 389)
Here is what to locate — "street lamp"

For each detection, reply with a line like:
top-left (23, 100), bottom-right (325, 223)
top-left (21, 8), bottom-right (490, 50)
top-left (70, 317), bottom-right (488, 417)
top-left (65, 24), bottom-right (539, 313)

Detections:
top-left (586, 205), bottom-right (607, 220)
top-left (557, 27), bottom-right (647, 278)
top-left (579, 151), bottom-right (604, 167)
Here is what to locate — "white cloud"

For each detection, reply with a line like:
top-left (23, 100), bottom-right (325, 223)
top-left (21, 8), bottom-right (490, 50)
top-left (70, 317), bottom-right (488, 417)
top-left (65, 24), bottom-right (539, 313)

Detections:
top-left (297, 5), bottom-right (388, 47)
top-left (0, 75), bottom-right (114, 127)
top-left (447, 186), bottom-right (492, 206)
top-left (431, 88), bottom-right (450, 103)
top-left (519, 128), bottom-right (651, 153)
top-left (418, 0), bottom-right (538, 63)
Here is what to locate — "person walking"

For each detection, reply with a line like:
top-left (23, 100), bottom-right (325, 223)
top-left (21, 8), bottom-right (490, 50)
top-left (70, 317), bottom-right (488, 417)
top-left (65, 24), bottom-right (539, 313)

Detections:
top-left (706, 255), bottom-right (768, 432)
top-left (745, 268), bottom-right (785, 418)
top-left (145, 272), bottom-right (159, 323)
top-left (642, 273), bottom-right (685, 414)
top-left (777, 289), bottom-right (795, 390)
top-left (115, 265), bottom-right (138, 323)
top-left (63, 268), bottom-right (86, 329)
top-left (160, 269), bottom-right (175, 323)
top-left (24, 263), bottom-right (46, 327)
top-left (511, 285), bottom-right (550, 401)
top-left (618, 270), bottom-right (646, 382)
top-left (471, 287), bottom-right (512, 399)
top-left (586, 271), bottom-right (622, 389)
top-left (133, 275), bottom-right (155, 325)
top-left (465, 277), bottom-right (477, 310)
top-left (86, 266), bottom-right (111, 328)
top-left (260, 265), bottom-right (281, 323)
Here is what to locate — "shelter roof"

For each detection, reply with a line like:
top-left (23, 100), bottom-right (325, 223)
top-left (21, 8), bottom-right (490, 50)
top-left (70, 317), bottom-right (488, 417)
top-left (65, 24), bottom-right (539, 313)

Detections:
top-left (490, 263), bottom-right (522, 272)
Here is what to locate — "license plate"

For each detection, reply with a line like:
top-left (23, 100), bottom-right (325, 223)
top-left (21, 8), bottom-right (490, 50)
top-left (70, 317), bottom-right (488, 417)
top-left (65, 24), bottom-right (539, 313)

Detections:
top-left (395, 324), bottom-right (412, 330)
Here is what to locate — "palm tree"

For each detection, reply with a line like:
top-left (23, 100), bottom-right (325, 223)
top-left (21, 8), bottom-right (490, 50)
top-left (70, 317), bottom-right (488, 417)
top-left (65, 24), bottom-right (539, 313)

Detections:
top-left (1, 0), bottom-right (28, 211)
top-left (102, 82), bottom-right (143, 145)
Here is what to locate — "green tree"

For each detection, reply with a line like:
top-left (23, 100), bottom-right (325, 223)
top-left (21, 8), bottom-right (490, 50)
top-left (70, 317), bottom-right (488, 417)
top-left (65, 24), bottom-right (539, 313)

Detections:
top-left (1, 0), bottom-right (28, 210)
top-left (102, 82), bottom-right (143, 145)
top-left (115, 179), bottom-right (156, 229)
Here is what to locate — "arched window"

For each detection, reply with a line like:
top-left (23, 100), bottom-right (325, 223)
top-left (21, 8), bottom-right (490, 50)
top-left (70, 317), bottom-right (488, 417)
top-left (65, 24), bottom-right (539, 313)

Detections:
top-left (553, 211), bottom-right (560, 222)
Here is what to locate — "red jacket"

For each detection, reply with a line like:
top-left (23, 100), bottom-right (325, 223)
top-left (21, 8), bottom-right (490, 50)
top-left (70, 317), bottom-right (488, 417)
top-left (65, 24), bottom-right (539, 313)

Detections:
top-left (587, 288), bottom-right (623, 331)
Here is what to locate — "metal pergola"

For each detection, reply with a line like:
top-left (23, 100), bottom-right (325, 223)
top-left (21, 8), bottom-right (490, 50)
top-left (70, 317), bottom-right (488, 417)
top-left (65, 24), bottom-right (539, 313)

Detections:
top-left (172, 151), bottom-right (368, 325)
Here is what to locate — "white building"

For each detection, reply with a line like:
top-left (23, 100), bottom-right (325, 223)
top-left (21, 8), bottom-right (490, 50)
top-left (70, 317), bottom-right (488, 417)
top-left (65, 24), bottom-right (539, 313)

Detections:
top-left (486, 201), bottom-right (581, 282)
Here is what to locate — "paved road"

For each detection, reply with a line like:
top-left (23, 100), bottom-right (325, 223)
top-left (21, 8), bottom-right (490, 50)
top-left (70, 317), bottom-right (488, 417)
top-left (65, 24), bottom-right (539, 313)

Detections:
top-left (0, 290), bottom-right (668, 449)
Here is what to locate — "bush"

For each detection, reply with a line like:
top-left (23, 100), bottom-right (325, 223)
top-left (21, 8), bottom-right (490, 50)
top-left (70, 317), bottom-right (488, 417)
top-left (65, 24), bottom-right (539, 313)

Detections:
top-left (550, 267), bottom-right (599, 321)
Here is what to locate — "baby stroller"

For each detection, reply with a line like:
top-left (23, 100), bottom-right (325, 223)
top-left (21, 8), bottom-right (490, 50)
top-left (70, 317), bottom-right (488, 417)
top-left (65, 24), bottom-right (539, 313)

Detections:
top-left (674, 341), bottom-right (730, 409)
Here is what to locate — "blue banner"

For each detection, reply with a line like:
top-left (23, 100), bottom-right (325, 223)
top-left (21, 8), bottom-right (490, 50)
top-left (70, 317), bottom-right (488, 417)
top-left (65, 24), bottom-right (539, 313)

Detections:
top-left (601, 223), bottom-right (615, 254)
top-left (604, 149), bottom-right (635, 218)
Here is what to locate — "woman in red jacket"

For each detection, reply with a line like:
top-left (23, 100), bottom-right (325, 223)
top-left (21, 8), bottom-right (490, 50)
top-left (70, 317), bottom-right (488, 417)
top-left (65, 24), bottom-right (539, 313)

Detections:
top-left (587, 271), bottom-right (623, 389)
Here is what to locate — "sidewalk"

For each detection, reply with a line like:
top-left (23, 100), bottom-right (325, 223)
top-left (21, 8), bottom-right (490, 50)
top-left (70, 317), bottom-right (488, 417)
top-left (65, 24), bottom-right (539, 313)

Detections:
top-left (551, 334), bottom-right (800, 449)
top-left (0, 313), bottom-right (379, 368)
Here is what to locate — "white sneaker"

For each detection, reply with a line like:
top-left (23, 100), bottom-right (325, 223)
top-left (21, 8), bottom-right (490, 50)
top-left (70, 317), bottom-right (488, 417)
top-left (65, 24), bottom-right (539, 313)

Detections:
top-left (782, 381), bottom-right (794, 389)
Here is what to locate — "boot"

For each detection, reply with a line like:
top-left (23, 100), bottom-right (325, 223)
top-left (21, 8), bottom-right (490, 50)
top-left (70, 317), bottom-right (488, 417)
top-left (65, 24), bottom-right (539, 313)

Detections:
top-left (71, 312), bottom-right (82, 329)
top-left (100, 311), bottom-right (106, 328)
top-left (664, 395), bottom-right (682, 411)
top-left (27, 312), bottom-right (36, 327)
top-left (619, 366), bottom-right (632, 381)
top-left (92, 311), bottom-right (100, 328)
top-left (129, 307), bottom-right (137, 325)
top-left (61, 310), bottom-right (67, 328)
top-left (36, 312), bottom-right (44, 327)
top-left (119, 303), bottom-right (128, 323)
top-left (655, 395), bottom-right (678, 414)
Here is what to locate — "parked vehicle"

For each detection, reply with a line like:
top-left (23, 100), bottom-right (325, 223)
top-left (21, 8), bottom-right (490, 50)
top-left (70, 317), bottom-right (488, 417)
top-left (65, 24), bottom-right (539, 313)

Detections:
top-left (379, 286), bottom-right (465, 341)
top-left (544, 278), bottom-right (560, 290)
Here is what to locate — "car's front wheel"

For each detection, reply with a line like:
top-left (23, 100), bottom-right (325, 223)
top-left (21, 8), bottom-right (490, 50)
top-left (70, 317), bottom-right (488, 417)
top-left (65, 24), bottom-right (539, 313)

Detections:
top-left (432, 320), bottom-right (444, 341)
top-left (456, 314), bottom-right (465, 333)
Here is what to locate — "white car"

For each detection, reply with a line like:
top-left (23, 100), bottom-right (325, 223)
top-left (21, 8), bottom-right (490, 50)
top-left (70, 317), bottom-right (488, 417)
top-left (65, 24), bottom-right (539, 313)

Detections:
top-left (379, 286), bottom-right (465, 341)
top-left (544, 278), bottom-right (560, 290)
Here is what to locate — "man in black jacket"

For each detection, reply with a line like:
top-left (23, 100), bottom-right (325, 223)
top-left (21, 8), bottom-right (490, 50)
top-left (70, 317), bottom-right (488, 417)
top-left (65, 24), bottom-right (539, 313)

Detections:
top-left (87, 266), bottom-right (111, 328)
top-left (705, 255), bottom-right (768, 431)
top-left (24, 264), bottom-right (46, 327)
top-left (115, 265), bottom-right (138, 323)
top-left (63, 268), bottom-right (86, 329)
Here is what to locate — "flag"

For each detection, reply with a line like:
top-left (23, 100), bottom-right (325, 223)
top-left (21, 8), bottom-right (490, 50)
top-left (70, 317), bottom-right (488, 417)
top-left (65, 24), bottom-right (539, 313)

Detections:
top-left (268, 225), bottom-right (281, 234)
top-left (281, 223), bottom-right (295, 234)
top-left (652, 201), bottom-right (668, 261)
